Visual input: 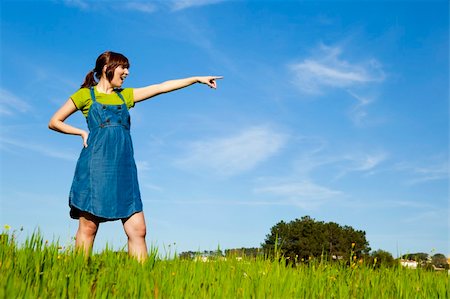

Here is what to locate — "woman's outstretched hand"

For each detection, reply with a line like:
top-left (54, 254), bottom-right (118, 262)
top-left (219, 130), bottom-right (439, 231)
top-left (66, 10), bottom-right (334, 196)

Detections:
top-left (197, 76), bottom-right (223, 89)
top-left (133, 76), bottom-right (224, 103)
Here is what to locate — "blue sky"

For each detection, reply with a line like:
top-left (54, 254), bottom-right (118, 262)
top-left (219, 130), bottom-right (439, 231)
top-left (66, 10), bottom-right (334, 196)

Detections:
top-left (1, 0), bottom-right (448, 257)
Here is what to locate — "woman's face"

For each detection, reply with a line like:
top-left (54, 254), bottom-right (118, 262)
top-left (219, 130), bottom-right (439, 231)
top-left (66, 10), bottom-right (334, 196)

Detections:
top-left (111, 65), bottom-right (129, 87)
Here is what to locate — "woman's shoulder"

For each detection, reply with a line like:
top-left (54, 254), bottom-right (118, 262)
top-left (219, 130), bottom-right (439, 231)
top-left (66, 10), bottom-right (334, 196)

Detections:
top-left (114, 88), bottom-right (134, 100)
top-left (70, 88), bottom-right (92, 110)
top-left (70, 87), bottom-right (91, 99)
top-left (114, 88), bottom-right (134, 108)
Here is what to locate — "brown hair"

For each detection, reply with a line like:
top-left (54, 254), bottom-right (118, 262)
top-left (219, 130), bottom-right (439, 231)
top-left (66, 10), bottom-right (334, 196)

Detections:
top-left (81, 51), bottom-right (130, 88)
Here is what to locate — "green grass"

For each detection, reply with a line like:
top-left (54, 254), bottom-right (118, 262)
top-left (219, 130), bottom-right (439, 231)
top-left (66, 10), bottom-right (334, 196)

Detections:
top-left (1, 230), bottom-right (448, 298)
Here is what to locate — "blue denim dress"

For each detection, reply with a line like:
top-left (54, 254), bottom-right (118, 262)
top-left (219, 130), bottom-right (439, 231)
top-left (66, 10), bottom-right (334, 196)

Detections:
top-left (69, 87), bottom-right (142, 221)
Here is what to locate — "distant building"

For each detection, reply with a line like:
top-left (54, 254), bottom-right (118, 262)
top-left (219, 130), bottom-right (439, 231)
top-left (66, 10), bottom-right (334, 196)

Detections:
top-left (400, 259), bottom-right (418, 269)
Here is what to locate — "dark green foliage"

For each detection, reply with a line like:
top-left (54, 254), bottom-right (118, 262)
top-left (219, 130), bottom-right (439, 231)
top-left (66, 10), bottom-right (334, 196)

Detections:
top-left (179, 251), bottom-right (197, 260)
top-left (224, 247), bottom-right (263, 258)
top-left (370, 249), bottom-right (396, 268)
top-left (400, 252), bottom-right (429, 262)
top-left (262, 216), bottom-right (371, 262)
top-left (431, 253), bottom-right (449, 269)
top-left (179, 249), bottom-right (224, 260)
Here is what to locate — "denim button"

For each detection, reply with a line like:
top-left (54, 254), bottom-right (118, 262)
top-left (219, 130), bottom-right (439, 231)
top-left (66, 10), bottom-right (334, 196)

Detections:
top-left (106, 119), bottom-right (110, 123)
top-left (118, 105), bottom-right (122, 109)
top-left (102, 105), bottom-right (106, 109)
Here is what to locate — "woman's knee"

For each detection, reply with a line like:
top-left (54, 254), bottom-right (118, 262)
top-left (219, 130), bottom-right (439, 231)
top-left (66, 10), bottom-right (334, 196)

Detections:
top-left (78, 214), bottom-right (99, 236)
top-left (123, 213), bottom-right (147, 239)
top-left (127, 223), bottom-right (146, 239)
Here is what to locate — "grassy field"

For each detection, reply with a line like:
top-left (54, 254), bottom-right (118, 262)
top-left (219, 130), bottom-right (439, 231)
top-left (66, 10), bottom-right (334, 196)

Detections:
top-left (1, 230), bottom-right (448, 298)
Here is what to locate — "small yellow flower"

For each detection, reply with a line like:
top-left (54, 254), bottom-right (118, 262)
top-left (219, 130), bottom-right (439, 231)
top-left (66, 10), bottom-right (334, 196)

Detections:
top-left (171, 272), bottom-right (176, 276)
top-left (351, 242), bottom-right (355, 248)
top-left (4, 225), bottom-right (11, 230)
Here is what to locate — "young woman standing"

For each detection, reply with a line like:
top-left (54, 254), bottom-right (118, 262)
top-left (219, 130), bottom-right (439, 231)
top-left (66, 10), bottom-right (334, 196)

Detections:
top-left (49, 51), bottom-right (222, 261)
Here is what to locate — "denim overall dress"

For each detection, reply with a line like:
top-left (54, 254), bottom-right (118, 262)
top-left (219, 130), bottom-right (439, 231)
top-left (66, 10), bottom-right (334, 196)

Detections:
top-left (69, 87), bottom-right (142, 221)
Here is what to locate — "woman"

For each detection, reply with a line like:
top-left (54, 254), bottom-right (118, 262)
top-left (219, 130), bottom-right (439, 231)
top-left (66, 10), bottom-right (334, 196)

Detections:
top-left (49, 51), bottom-right (222, 261)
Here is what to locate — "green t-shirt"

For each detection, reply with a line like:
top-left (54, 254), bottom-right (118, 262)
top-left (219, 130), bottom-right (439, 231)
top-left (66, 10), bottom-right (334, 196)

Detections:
top-left (70, 87), bottom-right (135, 117)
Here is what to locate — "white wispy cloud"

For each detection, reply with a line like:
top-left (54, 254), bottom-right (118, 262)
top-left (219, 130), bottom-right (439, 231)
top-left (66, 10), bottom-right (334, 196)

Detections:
top-left (289, 44), bottom-right (385, 94)
top-left (340, 198), bottom-right (436, 210)
top-left (346, 90), bottom-right (376, 126)
top-left (401, 210), bottom-right (441, 223)
top-left (64, 0), bottom-right (225, 13)
top-left (408, 165), bottom-right (448, 185)
top-left (124, 2), bottom-right (157, 13)
top-left (291, 143), bottom-right (388, 180)
top-left (62, 0), bottom-right (157, 13)
top-left (395, 157), bottom-right (448, 185)
top-left (142, 183), bottom-right (164, 192)
top-left (254, 180), bottom-right (343, 209)
top-left (62, 0), bottom-right (89, 10)
top-left (0, 136), bottom-right (76, 161)
top-left (0, 88), bottom-right (32, 116)
top-left (136, 160), bottom-right (151, 172)
top-left (175, 126), bottom-right (288, 176)
top-left (143, 198), bottom-right (292, 206)
top-left (171, 0), bottom-right (226, 11)
top-left (335, 151), bottom-right (388, 179)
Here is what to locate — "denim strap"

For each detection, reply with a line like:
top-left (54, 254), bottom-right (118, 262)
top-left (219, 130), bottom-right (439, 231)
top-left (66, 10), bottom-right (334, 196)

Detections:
top-left (115, 91), bottom-right (126, 105)
top-left (90, 87), bottom-right (97, 103)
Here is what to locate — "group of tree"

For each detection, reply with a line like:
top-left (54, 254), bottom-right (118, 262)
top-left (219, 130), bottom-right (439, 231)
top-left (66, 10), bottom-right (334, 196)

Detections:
top-left (400, 252), bottom-right (449, 269)
top-left (368, 249), bottom-right (396, 268)
top-left (179, 215), bottom-right (448, 269)
top-left (224, 247), bottom-right (262, 258)
top-left (179, 247), bottom-right (263, 260)
top-left (179, 249), bottom-right (224, 260)
top-left (262, 216), bottom-right (370, 262)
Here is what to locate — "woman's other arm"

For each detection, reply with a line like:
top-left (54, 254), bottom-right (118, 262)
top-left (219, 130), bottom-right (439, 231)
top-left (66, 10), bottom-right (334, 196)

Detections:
top-left (133, 76), bottom-right (222, 103)
top-left (48, 99), bottom-right (89, 147)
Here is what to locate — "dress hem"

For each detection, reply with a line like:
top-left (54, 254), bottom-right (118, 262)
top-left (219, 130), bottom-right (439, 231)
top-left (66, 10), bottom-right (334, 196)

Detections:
top-left (69, 203), bottom-right (143, 222)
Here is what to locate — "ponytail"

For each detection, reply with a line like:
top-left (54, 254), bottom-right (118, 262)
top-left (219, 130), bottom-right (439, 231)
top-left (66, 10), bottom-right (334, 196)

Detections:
top-left (80, 51), bottom-right (130, 89)
top-left (80, 70), bottom-right (97, 88)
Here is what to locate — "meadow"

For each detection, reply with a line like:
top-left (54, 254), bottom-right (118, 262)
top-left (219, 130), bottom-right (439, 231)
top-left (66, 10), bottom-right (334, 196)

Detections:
top-left (1, 230), bottom-right (448, 299)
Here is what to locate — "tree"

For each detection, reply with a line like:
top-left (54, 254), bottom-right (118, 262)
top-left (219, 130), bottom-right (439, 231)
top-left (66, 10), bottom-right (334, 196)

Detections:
top-left (431, 253), bottom-right (449, 269)
top-left (225, 247), bottom-right (262, 258)
top-left (370, 249), bottom-right (395, 268)
top-left (400, 252), bottom-right (429, 262)
top-left (179, 251), bottom-right (196, 260)
top-left (262, 216), bottom-right (370, 262)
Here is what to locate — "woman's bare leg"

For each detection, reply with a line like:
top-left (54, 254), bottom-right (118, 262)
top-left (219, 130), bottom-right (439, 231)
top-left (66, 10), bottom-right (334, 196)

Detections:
top-left (122, 212), bottom-right (148, 262)
top-left (75, 212), bottom-right (100, 256)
